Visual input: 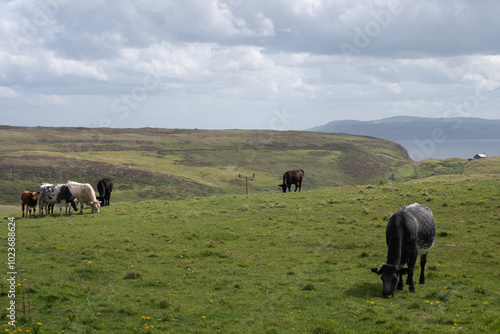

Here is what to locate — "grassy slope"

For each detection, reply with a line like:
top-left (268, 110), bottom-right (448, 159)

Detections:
top-left (0, 175), bottom-right (499, 333)
top-left (0, 126), bottom-right (411, 205)
top-left (395, 156), bottom-right (500, 181)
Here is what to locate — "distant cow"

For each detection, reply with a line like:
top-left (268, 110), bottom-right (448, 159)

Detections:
top-left (67, 181), bottom-right (100, 213)
top-left (371, 203), bottom-right (436, 298)
top-left (21, 191), bottom-right (38, 217)
top-left (97, 177), bottom-right (113, 207)
top-left (278, 169), bottom-right (304, 193)
top-left (39, 183), bottom-right (79, 216)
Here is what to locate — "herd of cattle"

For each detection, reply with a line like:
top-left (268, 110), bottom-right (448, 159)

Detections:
top-left (20, 177), bottom-right (113, 218)
top-left (19, 170), bottom-right (437, 298)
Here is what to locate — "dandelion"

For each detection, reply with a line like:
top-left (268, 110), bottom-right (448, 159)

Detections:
top-left (483, 302), bottom-right (489, 305)
top-left (202, 316), bottom-right (206, 319)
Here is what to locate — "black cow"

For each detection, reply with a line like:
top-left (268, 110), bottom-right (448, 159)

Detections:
top-left (97, 177), bottom-right (113, 207)
top-left (371, 203), bottom-right (436, 298)
top-left (39, 183), bottom-right (79, 216)
top-left (278, 169), bottom-right (304, 193)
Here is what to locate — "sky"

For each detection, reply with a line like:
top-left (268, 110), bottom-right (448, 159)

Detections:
top-left (1, 0), bottom-right (500, 130)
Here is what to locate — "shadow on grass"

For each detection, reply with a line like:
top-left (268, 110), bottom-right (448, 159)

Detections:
top-left (345, 282), bottom-right (381, 299)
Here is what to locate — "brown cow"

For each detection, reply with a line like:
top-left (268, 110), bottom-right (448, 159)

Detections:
top-left (278, 169), bottom-right (304, 193)
top-left (21, 191), bottom-right (38, 217)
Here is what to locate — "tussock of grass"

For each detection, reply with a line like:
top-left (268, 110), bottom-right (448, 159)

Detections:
top-left (124, 271), bottom-right (143, 280)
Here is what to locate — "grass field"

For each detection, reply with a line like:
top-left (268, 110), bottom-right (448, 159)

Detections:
top-left (1, 174), bottom-right (499, 333)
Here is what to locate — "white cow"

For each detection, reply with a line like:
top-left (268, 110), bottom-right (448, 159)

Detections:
top-left (66, 181), bottom-right (101, 213)
top-left (39, 183), bottom-right (79, 216)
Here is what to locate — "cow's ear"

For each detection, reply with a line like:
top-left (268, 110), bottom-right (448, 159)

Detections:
top-left (371, 267), bottom-right (382, 274)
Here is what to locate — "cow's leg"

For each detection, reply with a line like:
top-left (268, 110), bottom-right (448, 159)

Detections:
top-left (397, 272), bottom-right (404, 290)
top-left (406, 253), bottom-right (418, 293)
top-left (80, 202), bottom-right (84, 214)
top-left (58, 203), bottom-right (63, 216)
top-left (419, 253), bottom-right (428, 285)
top-left (22, 203), bottom-right (25, 217)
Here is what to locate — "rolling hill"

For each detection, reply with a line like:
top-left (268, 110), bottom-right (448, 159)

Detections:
top-left (310, 116), bottom-right (500, 141)
top-left (2, 126), bottom-right (499, 207)
top-left (0, 126), bottom-right (412, 205)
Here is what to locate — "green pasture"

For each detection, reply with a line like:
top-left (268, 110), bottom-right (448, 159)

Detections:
top-left (1, 175), bottom-right (499, 333)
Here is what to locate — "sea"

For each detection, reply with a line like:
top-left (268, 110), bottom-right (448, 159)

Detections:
top-left (396, 139), bottom-right (500, 161)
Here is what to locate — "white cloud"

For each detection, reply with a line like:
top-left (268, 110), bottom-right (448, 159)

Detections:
top-left (0, 86), bottom-right (18, 98)
top-left (46, 52), bottom-right (108, 81)
top-left (255, 12), bottom-right (275, 37)
top-left (386, 83), bottom-right (402, 94)
top-left (0, 0), bottom-right (500, 129)
top-left (28, 94), bottom-right (66, 106)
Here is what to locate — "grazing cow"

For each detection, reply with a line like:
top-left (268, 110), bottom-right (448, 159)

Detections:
top-left (278, 169), bottom-right (304, 193)
top-left (38, 183), bottom-right (79, 216)
top-left (21, 191), bottom-right (38, 217)
top-left (371, 203), bottom-right (436, 298)
top-left (96, 177), bottom-right (113, 207)
top-left (66, 181), bottom-right (100, 213)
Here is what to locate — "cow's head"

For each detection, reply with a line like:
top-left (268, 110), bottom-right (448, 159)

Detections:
top-left (96, 196), bottom-right (104, 206)
top-left (278, 184), bottom-right (286, 193)
top-left (91, 200), bottom-right (100, 213)
top-left (371, 264), bottom-right (410, 298)
top-left (70, 197), bottom-right (79, 212)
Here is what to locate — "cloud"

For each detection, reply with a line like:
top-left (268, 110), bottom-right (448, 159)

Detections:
top-left (0, 86), bottom-right (18, 98)
top-left (0, 0), bottom-right (500, 129)
top-left (28, 94), bottom-right (66, 106)
top-left (386, 83), bottom-right (402, 94)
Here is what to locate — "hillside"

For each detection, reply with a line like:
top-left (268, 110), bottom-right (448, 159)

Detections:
top-left (0, 126), bottom-right (412, 205)
top-left (311, 116), bottom-right (500, 141)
